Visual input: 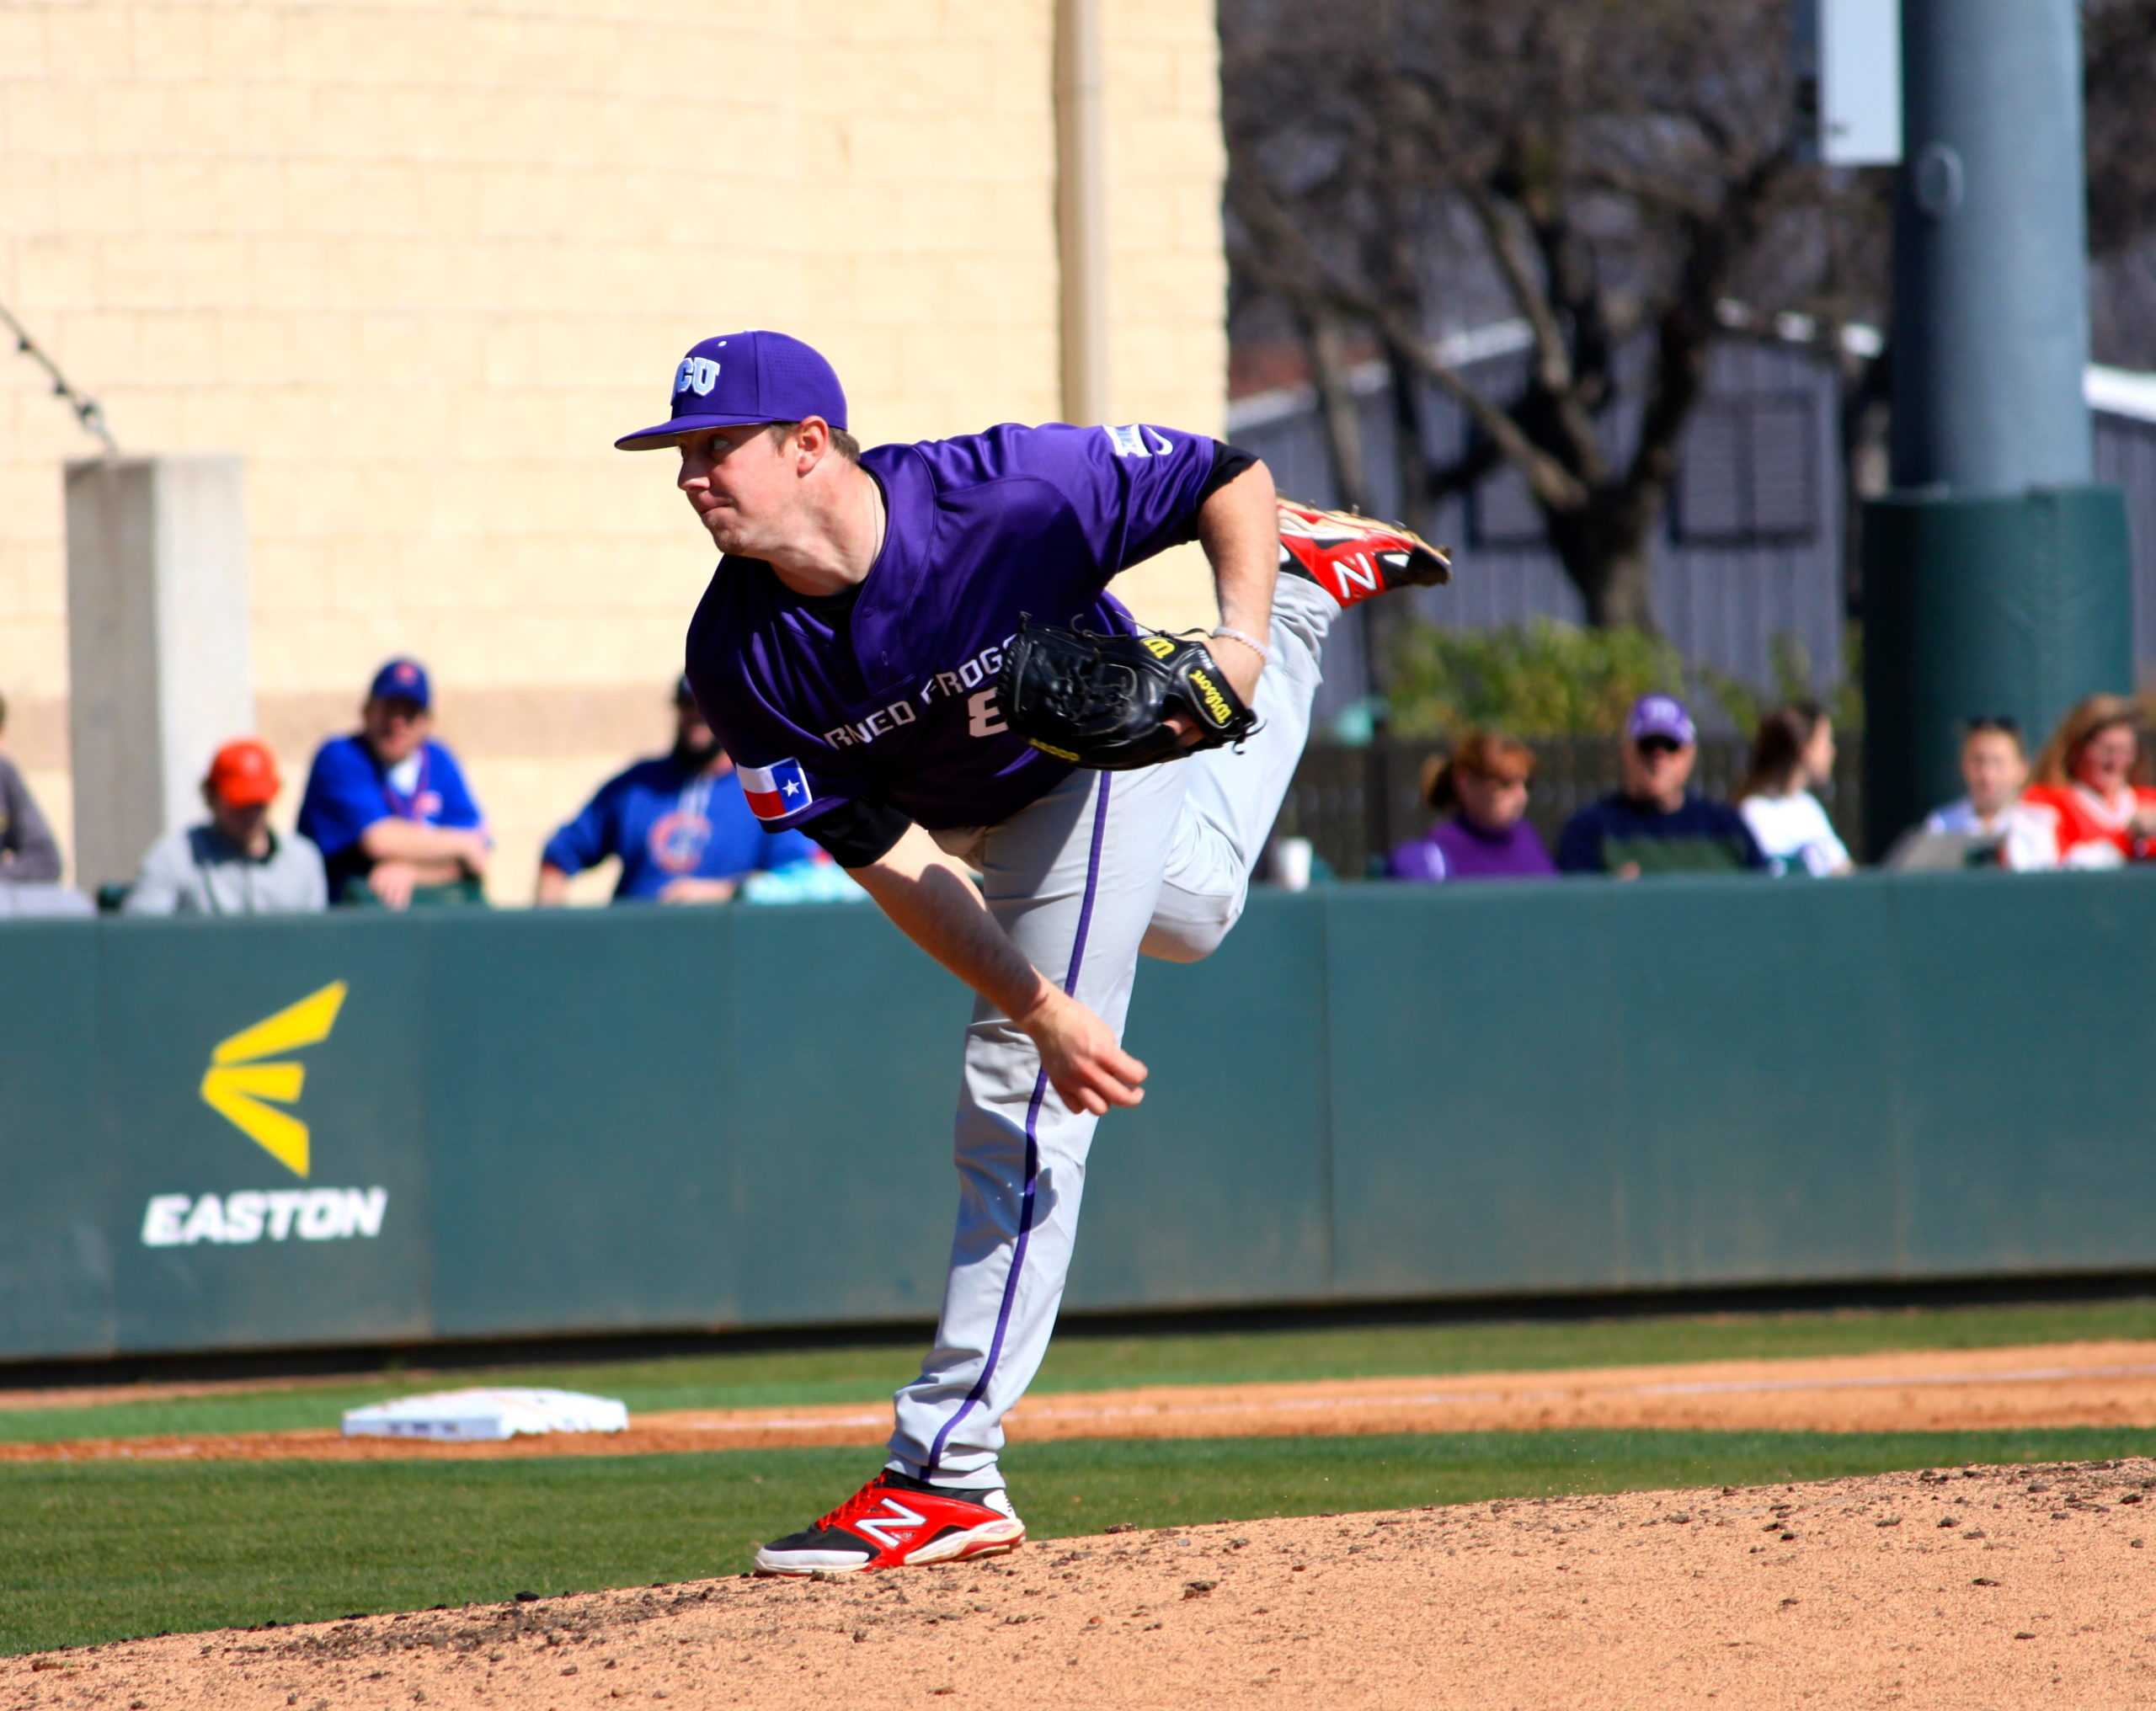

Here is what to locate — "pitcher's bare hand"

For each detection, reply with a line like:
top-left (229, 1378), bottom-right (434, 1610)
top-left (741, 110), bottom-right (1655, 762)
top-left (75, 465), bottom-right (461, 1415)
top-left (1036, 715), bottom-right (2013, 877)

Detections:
top-left (1014, 986), bottom-right (1148, 1117)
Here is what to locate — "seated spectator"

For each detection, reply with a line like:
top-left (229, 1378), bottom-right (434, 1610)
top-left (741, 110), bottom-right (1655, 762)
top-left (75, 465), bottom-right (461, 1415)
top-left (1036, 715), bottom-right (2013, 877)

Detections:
top-left (1387, 731), bottom-right (1555, 882)
top-left (0, 687), bottom-right (62, 887)
top-left (0, 882), bottom-right (90, 918)
top-left (1556, 694), bottom-right (1768, 877)
top-left (1737, 701), bottom-right (1853, 877)
top-left (536, 678), bottom-right (856, 906)
top-left (2003, 693), bottom-right (2156, 870)
top-left (1924, 717), bottom-right (2028, 838)
top-left (297, 657), bottom-right (490, 909)
top-left (124, 739), bottom-right (327, 916)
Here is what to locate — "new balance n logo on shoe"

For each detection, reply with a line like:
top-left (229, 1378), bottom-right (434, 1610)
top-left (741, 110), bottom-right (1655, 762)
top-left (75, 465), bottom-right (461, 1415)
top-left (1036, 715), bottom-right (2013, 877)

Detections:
top-left (851, 1499), bottom-right (927, 1550)
top-left (1333, 552), bottom-right (1381, 599)
top-left (1274, 497), bottom-right (1453, 610)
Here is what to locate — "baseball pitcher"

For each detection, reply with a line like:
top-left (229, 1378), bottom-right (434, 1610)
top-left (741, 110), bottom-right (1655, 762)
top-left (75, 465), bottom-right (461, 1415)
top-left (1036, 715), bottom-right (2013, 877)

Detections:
top-left (616, 331), bottom-right (1450, 1575)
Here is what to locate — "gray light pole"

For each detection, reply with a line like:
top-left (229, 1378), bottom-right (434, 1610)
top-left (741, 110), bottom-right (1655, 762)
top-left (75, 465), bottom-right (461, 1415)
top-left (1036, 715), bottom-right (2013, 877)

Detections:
top-left (1861, 0), bottom-right (2132, 856)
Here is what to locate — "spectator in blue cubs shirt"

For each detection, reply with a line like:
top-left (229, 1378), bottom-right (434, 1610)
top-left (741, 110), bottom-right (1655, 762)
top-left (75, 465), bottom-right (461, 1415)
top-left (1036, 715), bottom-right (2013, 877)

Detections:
top-left (534, 677), bottom-right (857, 906)
top-left (297, 657), bottom-right (490, 908)
top-left (1556, 693), bottom-right (1769, 877)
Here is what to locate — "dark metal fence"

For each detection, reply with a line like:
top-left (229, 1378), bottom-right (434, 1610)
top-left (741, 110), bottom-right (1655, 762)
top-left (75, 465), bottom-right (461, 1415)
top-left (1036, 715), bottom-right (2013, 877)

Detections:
top-left (1275, 737), bottom-right (1867, 879)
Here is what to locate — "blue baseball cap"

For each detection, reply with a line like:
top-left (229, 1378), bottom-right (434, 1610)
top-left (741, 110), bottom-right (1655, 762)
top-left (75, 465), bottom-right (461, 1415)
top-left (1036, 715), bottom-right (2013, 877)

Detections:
top-left (1627, 693), bottom-right (1695, 746)
top-left (614, 332), bottom-right (848, 451)
top-left (368, 657), bottom-right (430, 710)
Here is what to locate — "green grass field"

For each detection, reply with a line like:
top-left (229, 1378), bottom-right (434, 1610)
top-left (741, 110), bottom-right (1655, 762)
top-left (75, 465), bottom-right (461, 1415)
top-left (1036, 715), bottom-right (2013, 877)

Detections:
top-left (5, 1297), bottom-right (2153, 1656)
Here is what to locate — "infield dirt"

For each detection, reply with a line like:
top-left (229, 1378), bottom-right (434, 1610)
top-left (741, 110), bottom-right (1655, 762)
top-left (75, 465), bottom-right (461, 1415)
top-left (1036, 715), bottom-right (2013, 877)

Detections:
top-left (11, 1457), bottom-right (2156, 1709)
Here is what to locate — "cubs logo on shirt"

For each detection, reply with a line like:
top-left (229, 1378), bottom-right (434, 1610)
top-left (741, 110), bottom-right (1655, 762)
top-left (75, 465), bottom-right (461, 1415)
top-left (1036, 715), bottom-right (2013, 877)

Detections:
top-left (739, 760), bottom-right (814, 823)
top-left (647, 808), bottom-right (711, 872)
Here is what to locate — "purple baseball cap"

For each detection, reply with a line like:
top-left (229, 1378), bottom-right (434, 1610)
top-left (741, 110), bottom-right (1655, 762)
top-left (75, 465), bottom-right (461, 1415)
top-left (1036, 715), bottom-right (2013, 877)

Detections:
top-left (368, 656), bottom-right (430, 710)
top-left (1627, 693), bottom-right (1696, 746)
top-left (614, 332), bottom-right (848, 451)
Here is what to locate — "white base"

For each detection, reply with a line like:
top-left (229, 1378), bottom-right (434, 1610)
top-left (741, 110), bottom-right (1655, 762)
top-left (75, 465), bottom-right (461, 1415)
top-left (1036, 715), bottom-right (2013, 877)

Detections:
top-left (341, 1387), bottom-right (629, 1442)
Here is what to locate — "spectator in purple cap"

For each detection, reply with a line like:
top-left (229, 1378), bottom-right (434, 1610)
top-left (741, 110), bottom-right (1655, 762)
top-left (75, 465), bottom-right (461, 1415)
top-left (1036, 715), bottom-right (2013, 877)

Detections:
top-left (1387, 731), bottom-right (1556, 883)
top-left (296, 656), bottom-right (490, 908)
top-left (1556, 694), bottom-right (1768, 877)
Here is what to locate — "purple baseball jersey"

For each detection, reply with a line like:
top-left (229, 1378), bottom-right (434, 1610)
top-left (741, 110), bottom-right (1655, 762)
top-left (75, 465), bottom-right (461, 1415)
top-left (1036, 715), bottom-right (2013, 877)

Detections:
top-left (686, 423), bottom-right (1224, 832)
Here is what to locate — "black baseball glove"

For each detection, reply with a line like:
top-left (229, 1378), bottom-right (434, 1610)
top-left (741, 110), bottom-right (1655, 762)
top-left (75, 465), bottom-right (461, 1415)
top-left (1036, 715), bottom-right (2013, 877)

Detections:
top-left (996, 617), bottom-right (1261, 771)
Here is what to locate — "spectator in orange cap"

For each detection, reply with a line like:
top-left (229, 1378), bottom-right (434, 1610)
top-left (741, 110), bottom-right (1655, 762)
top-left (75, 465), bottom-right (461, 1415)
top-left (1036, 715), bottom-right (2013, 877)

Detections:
top-left (123, 738), bottom-right (328, 915)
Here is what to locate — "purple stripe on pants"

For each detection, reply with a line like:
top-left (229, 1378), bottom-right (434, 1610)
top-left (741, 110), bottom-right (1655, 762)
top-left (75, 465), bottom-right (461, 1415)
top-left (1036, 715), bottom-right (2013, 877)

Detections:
top-left (926, 770), bottom-right (1113, 1474)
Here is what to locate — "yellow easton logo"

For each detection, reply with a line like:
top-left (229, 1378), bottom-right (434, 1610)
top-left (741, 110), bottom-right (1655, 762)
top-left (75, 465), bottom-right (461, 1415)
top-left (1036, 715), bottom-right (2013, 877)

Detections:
top-left (198, 982), bottom-right (348, 1179)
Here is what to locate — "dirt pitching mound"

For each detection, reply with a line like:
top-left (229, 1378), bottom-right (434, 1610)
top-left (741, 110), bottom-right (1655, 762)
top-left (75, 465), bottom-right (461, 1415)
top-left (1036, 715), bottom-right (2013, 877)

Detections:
top-left (14, 1458), bottom-right (2156, 1709)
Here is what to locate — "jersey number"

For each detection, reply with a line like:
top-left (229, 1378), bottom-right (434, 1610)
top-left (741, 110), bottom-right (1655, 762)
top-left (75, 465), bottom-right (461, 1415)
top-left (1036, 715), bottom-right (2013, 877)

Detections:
top-left (967, 688), bottom-right (1007, 738)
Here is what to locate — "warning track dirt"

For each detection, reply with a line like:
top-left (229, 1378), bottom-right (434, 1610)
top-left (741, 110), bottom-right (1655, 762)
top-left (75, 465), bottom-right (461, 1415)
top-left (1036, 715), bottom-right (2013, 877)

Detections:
top-left (6, 1340), bottom-right (2155, 1463)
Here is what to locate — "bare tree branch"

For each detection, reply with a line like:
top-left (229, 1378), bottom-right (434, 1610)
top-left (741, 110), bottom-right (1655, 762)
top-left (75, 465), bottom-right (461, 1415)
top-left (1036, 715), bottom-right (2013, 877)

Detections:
top-left (1218, 0), bottom-right (2156, 628)
top-left (1625, 144), bottom-right (1801, 519)
top-left (1226, 168), bottom-right (1593, 509)
top-left (1460, 184), bottom-right (1572, 397)
top-left (1575, 161), bottom-right (1718, 221)
top-left (1302, 307), bottom-right (1374, 512)
top-left (1374, 310), bottom-right (1591, 511)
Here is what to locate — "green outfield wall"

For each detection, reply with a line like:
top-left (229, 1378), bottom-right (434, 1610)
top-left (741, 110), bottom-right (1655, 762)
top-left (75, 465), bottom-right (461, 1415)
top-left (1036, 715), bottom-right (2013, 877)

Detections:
top-left (3, 873), bottom-right (2150, 1362)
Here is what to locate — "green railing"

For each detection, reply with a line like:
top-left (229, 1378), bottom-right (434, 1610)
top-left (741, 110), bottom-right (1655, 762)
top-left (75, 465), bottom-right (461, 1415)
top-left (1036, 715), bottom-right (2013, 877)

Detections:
top-left (3, 869), bottom-right (2148, 1362)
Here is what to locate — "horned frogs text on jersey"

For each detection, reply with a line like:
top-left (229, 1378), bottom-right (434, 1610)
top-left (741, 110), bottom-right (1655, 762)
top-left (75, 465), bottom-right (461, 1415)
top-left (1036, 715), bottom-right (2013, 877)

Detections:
top-left (685, 423), bottom-right (1233, 832)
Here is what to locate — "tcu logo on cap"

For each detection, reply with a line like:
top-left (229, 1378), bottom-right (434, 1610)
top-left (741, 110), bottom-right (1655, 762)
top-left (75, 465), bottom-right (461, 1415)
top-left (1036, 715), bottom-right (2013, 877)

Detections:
top-left (675, 357), bottom-right (722, 397)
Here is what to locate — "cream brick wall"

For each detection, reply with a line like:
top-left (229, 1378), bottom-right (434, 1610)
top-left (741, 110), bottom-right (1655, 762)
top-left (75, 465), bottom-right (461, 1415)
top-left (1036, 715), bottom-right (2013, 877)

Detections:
top-left (0, 0), bottom-right (1229, 899)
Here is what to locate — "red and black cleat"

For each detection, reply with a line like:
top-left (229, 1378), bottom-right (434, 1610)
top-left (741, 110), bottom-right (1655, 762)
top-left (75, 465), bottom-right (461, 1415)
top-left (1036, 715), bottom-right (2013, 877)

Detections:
top-left (1276, 498), bottom-right (1452, 610)
top-left (752, 1470), bottom-right (1026, 1576)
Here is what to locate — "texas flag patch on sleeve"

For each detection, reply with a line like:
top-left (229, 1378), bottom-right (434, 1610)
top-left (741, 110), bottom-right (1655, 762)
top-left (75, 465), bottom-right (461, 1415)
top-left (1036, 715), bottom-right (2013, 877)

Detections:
top-left (739, 759), bottom-right (814, 823)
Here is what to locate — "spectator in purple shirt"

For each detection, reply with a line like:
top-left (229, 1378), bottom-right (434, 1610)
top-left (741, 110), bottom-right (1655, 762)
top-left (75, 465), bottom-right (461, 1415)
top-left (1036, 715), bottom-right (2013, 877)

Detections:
top-left (1387, 730), bottom-right (1556, 882)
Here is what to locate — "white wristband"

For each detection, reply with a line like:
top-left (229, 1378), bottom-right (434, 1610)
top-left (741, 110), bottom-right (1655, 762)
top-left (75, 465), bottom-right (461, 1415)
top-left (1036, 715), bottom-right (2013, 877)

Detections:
top-left (1209, 626), bottom-right (1269, 665)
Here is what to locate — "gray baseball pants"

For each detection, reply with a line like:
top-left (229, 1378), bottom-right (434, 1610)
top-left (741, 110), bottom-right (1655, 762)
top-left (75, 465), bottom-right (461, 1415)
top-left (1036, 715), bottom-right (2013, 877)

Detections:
top-left (888, 573), bottom-right (1337, 1488)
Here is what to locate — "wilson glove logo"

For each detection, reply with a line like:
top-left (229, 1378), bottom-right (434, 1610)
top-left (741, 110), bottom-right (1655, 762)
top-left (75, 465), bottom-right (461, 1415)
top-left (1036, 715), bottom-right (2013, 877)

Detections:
top-left (1187, 669), bottom-right (1235, 728)
top-left (142, 981), bottom-right (390, 1249)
